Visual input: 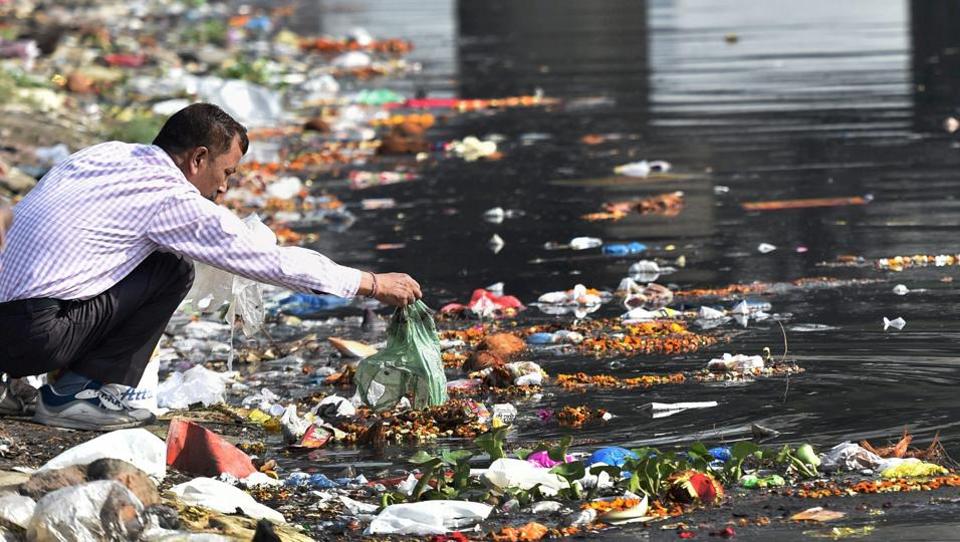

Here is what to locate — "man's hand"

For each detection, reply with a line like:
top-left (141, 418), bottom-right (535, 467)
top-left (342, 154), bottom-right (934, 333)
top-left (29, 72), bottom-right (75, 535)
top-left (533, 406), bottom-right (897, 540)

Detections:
top-left (360, 272), bottom-right (422, 307)
top-left (0, 205), bottom-right (12, 251)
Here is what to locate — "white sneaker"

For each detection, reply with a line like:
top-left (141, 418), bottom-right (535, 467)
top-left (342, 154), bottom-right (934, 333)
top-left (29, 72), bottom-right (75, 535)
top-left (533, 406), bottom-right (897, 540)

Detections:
top-left (33, 382), bottom-right (155, 431)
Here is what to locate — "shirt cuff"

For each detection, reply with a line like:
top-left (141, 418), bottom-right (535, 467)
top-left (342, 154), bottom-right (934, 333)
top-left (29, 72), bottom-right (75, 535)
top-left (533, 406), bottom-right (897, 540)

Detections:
top-left (335, 266), bottom-right (363, 298)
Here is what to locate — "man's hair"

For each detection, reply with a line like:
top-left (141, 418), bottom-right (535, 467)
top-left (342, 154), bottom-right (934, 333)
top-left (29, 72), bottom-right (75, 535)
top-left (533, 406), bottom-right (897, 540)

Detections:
top-left (152, 103), bottom-right (249, 157)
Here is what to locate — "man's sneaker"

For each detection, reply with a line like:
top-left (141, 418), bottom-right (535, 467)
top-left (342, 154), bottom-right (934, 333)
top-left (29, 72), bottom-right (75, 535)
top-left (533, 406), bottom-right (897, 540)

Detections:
top-left (33, 382), bottom-right (155, 431)
top-left (0, 375), bottom-right (36, 416)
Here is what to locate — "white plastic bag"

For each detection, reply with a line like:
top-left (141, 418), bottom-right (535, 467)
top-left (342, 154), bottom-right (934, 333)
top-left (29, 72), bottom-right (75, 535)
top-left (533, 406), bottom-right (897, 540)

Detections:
top-left (157, 365), bottom-right (232, 410)
top-left (28, 480), bottom-right (144, 541)
top-left (169, 477), bottom-right (285, 523)
top-left (480, 458), bottom-right (567, 496)
top-left (367, 501), bottom-right (492, 535)
top-left (183, 214), bottom-right (274, 334)
top-left (39, 429), bottom-right (166, 482)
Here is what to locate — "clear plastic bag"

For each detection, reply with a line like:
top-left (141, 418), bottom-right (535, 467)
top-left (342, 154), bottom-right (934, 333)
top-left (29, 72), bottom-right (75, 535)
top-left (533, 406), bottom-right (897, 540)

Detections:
top-left (28, 480), bottom-right (144, 541)
top-left (354, 301), bottom-right (447, 411)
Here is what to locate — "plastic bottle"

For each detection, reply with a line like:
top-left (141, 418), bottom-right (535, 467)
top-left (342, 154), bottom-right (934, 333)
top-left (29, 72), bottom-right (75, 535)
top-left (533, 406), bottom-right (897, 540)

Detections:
top-left (602, 242), bottom-right (647, 256)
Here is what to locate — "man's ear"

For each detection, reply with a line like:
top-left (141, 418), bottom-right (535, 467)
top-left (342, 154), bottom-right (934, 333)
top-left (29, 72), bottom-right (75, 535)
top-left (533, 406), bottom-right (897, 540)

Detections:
top-left (189, 146), bottom-right (209, 174)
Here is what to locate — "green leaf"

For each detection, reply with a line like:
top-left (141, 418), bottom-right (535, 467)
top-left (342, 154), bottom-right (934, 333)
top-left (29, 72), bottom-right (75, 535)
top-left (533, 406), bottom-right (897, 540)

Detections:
top-left (731, 441), bottom-right (761, 460)
top-left (549, 460), bottom-right (585, 484)
top-left (514, 448), bottom-right (533, 460)
top-left (588, 465), bottom-right (622, 479)
top-left (409, 450), bottom-right (437, 465)
top-left (475, 425), bottom-right (510, 460)
top-left (410, 458), bottom-right (443, 501)
top-left (689, 442), bottom-right (711, 457)
top-left (441, 450), bottom-right (474, 466)
top-left (627, 471), bottom-right (641, 494)
top-left (548, 435), bottom-right (573, 462)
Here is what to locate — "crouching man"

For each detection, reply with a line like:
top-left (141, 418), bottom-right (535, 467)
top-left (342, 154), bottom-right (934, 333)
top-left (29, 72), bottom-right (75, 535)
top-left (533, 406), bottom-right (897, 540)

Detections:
top-left (0, 103), bottom-right (421, 430)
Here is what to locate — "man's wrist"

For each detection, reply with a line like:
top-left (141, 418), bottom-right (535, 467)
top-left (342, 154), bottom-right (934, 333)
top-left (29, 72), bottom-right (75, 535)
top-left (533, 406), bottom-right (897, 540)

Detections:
top-left (358, 271), bottom-right (377, 297)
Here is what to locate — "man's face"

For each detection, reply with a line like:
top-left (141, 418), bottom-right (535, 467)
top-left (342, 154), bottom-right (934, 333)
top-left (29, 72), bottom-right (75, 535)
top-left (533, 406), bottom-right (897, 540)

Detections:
top-left (184, 135), bottom-right (243, 201)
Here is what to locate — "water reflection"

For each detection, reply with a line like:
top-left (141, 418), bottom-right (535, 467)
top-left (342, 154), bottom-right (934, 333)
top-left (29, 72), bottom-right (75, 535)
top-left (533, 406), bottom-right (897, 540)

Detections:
top-left (910, 0), bottom-right (960, 132)
top-left (457, 0), bottom-right (648, 107)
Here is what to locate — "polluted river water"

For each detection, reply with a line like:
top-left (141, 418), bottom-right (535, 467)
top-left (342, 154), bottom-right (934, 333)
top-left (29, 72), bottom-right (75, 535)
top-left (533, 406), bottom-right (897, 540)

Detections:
top-left (3, 0), bottom-right (960, 539)
top-left (276, 0), bottom-right (960, 539)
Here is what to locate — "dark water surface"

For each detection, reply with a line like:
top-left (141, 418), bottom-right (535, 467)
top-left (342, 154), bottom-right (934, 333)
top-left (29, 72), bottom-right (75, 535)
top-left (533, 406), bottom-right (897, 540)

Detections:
top-left (291, 0), bottom-right (960, 538)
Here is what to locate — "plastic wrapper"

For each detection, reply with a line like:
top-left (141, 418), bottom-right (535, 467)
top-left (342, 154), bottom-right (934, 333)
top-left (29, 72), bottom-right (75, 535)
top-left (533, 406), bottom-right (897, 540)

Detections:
top-left (354, 300), bottom-right (447, 411)
top-left (367, 501), bottom-right (492, 535)
top-left (39, 428), bottom-right (166, 482)
top-left (27, 480), bottom-right (144, 541)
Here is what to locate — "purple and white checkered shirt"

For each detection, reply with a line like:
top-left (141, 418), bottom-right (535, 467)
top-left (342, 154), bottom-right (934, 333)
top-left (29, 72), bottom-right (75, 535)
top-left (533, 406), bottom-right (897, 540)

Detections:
top-left (0, 142), bottom-right (361, 301)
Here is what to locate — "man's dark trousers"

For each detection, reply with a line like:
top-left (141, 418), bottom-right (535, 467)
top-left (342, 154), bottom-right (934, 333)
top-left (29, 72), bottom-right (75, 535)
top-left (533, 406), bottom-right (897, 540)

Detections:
top-left (0, 252), bottom-right (194, 385)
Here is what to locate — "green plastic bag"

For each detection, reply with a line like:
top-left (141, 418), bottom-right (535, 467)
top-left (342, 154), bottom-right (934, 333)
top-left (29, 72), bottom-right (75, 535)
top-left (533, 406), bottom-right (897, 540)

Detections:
top-left (354, 300), bottom-right (448, 411)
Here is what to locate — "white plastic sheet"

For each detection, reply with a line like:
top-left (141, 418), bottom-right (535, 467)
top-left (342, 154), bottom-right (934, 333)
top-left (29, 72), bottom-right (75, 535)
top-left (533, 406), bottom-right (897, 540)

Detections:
top-left (707, 353), bottom-right (764, 372)
top-left (157, 365), bottom-right (232, 410)
top-left (480, 458), bottom-right (567, 496)
top-left (182, 214), bottom-right (276, 370)
top-left (0, 494), bottom-right (35, 529)
top-left (169, 477), bottom-right (285, 524)
top-left (820, 442), bottom-right (885, 472)
top-left (39, 429), bottom-right (166, 482)
top-left (367, 501), bottom-right (492, 535)
top-left (190, 77), bottom-right (284, 127)
top-left (28, 480), bottom-right (144, 541)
